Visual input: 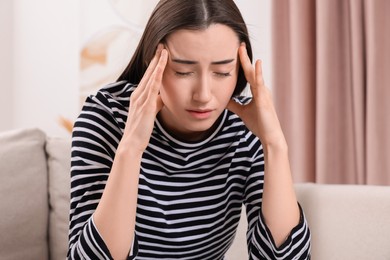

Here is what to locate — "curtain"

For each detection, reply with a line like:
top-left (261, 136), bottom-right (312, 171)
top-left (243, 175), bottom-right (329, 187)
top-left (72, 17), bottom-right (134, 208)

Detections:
top-left (272, 0), bottom-right (390, 185)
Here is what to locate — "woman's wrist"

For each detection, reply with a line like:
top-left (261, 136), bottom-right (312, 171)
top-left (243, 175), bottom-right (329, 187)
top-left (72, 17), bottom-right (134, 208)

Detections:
top-left (261, 133), bottom-right (288, 154)
top-left (116, 139), bottom-right (145, 160)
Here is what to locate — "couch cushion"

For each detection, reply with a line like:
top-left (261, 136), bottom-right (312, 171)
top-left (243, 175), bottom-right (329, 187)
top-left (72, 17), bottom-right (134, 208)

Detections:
top-left (46, 137), bottom-right (71, 260)
top-left (295, 183), bottom-right (390, 260)
top-left (0, 128), bottom-right (49, 260)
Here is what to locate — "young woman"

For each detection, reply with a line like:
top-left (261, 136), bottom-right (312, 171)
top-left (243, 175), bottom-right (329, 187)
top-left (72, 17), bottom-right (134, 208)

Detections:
top-left (68, 0), bottom-right (311, 259)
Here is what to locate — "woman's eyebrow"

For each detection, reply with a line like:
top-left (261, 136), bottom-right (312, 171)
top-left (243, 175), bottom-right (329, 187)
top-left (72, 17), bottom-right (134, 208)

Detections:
top-left (171, 58), bottom-right (235, 65)
top-left (211, 59), bottom-right (235, 65)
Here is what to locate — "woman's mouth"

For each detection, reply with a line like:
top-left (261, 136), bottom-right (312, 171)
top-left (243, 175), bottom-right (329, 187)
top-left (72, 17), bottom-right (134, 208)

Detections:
top-left (187, 109), bottom-right (213, 119)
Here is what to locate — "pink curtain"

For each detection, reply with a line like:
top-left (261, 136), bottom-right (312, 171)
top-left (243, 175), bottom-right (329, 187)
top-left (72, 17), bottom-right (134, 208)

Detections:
top-left (272, 0), bottom-right (390, 185)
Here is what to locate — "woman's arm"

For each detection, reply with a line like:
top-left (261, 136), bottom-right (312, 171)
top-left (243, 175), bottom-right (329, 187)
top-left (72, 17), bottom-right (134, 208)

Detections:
top-left (261, 138), bottom-right (300, 246)
top-left (227, 43), bottom-right (299, 247)
top-left (82, 46), bottom-right (168, 259)
top-left (92, 146), bottom-right (142, 259)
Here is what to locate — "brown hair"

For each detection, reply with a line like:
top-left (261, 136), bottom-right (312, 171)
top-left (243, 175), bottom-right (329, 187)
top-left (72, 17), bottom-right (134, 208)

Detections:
top-left (117, 0), bottom-right (253, 96)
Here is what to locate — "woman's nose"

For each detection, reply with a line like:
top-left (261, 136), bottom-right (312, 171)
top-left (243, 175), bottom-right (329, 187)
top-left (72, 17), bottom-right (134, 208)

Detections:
top-left (192, 76), bottom-right (212, 103)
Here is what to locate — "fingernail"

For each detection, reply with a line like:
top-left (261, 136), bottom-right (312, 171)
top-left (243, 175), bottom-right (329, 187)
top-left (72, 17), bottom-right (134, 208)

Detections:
top-left (156, 44), bottom-right (163, 54)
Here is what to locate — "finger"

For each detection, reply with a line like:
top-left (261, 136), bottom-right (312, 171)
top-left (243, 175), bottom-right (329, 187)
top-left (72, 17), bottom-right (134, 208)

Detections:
top-left (136, 44), bottom-right (164, 93)
top-left (226, 99), bottom-right (244, 117)
top-left (255, 59), bottom-right (265, 87)
top-left (128, 50), bottom-right (167, 130)
top-left (146, 49), bottom-right (168, 98)
top-left (131, 45), bottom-right (163, 103)
top-left (238, 44), bottom-right (255, 85)
top-left (133, 48), bottom-right (167, 108)
top-left (248, 60), bottom-right (263, 97)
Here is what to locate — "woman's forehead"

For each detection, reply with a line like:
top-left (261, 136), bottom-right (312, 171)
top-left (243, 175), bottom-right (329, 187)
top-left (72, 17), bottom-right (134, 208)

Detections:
top-left (165, 24), bottom-right (240, 61)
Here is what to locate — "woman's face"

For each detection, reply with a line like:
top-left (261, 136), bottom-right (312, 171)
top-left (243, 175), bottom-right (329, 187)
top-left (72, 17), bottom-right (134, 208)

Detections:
top-left (159, 23), bottom-right (240, 141)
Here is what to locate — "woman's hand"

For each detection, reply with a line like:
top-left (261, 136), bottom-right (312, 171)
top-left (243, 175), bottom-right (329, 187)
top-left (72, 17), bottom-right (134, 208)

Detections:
top-left (122, 44), bottom-right (168, 153)
top-left (228, 44), bottom-right (300, 247)
top-left (227, 43), bottom-right (286, 148)
top-left (94, 46), bottom-right (168, 259)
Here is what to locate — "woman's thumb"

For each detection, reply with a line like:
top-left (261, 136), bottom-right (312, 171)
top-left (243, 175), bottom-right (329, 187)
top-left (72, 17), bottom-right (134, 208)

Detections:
top-left (226, 99), bottom-right (243, 117)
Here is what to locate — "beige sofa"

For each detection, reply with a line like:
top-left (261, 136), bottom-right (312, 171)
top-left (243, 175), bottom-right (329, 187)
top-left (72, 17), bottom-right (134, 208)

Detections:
top-left (1, 128), bottom-right (390, 260)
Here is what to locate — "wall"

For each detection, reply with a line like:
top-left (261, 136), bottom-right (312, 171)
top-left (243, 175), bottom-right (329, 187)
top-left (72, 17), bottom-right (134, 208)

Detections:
top-left (0, 0), bottom-right (14, 132)
top-left (236, 0), bottom-right (273, 96)
top-left (12, 0), bottom-right (80, 137)
top-left (0, 0), bottom-right (272, 137)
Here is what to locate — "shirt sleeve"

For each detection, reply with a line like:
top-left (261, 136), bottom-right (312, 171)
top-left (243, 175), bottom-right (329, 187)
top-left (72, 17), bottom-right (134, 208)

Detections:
top-left (243, 141), bottom-right (311, 260)
top-left (67, 87), bottom-right (139, 259)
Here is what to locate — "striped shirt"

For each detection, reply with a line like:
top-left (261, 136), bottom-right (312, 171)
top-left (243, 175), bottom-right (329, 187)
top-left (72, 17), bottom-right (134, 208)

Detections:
top-left (68, 81), bottom-right (311, 259)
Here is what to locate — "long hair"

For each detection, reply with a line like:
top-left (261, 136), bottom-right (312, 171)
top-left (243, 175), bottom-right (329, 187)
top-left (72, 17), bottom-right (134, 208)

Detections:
top-left (117, 0), bottom-right (253, 96)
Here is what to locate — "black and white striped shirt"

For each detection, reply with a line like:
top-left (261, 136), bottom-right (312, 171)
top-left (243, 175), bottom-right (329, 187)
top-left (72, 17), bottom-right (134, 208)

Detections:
top-left (68, 81), bottom-right (311, 259)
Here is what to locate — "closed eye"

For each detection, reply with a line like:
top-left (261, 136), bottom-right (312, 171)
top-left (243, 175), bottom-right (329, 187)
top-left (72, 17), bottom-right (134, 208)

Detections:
top-left (214, 72), bottom-right (232, 77)
top-left (174, 71), bottom-right (232, 77)
top-left (175, 71), bottom-right (193, 77)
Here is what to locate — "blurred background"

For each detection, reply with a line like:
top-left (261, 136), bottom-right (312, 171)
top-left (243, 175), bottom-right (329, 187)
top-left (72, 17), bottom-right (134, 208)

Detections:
top-left (1, 0), bottom-right (389, 184)
top-left (0, 0), bottom-right (272, 137)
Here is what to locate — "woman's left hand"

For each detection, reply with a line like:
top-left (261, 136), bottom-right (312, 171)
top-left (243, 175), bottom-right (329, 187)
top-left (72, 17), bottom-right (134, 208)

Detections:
top-left (228, 45), bottom-right (301, 247)
top-left (227, 43), bottom-right (286, 148)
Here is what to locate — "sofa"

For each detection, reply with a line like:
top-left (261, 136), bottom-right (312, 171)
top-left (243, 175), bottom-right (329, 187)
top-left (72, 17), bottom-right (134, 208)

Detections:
top-left (1, 128), bottom-right (390, 260)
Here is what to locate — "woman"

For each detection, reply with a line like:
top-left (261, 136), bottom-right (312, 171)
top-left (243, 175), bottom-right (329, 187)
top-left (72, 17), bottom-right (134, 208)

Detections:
top-left (68, 0), bottom-right (311, 259)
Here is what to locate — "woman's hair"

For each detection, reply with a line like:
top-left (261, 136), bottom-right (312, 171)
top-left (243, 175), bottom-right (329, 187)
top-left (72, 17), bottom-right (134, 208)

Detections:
top-left (117, 0), bottom-right (253, 96)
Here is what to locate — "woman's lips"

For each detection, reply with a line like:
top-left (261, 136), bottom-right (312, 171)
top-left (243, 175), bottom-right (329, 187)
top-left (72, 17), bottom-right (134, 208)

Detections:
top-left (187, 109), bottom-right (213, 119)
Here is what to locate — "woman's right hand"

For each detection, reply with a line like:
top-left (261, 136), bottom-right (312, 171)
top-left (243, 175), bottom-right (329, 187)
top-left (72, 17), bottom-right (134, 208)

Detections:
top-left (122, 44), bottom-right (168, 153)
